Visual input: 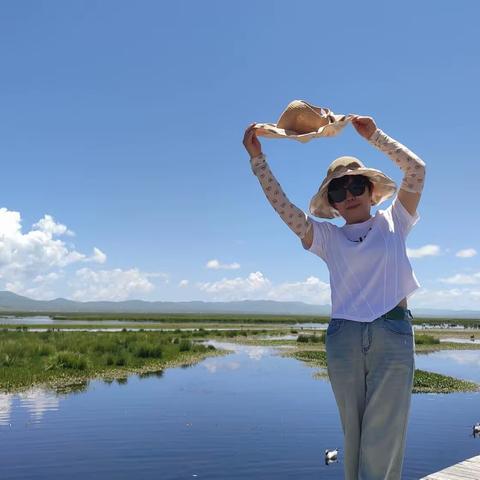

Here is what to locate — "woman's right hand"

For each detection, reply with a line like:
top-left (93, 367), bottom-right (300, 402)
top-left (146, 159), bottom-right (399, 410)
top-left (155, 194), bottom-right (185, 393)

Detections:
top-left (243, 123), bottom-right (263, 158)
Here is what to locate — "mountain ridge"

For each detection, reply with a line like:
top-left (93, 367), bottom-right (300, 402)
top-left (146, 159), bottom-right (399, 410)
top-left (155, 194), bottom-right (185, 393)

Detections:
top-left (0, 291), bottom-right (479, 318)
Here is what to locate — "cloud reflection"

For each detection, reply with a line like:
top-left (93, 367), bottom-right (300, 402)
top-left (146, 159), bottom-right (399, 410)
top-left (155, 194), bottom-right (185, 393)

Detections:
top-left (18, 388), bottom-right (60, 422)
top-left (0, 388), bottom-right (61, 425)
top-left (203, 361), bottom-right (241, 374)
top-left (247, 347), bottom-right (268, 361)
top-left (436, 351), bottom-right (480, 367)
top-left (0, 394), bottom-right (13, 426)
top-left (205, 341), bottom-right (270, 361)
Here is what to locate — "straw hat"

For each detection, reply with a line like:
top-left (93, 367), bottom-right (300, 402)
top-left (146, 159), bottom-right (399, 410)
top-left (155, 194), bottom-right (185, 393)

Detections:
top-left (253, 100), bottom-right (353, 143)
top-left (310, 156), bottom-right (397, 218)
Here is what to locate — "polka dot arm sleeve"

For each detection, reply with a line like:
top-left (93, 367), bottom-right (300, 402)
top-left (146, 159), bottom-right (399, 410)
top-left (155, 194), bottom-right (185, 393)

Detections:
top-left (250, 153), bottom-right (310, 239)
top-left (367, 129), bottom-right (426, 193)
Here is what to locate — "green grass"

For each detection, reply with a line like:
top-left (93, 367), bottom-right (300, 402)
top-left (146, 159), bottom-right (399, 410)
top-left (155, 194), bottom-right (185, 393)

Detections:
top-left (286, 350), bottom-right (328, 366)
top-left (297, 333), bottom-right (325, 344)
top-left (2, 310), bottom-right (480, 329)
top-left (414, 334), bottom-right (440, 345)
top-left (0, 330), bottom-right (226, 392)
top-left (412, 369), bottom-right (479, 393)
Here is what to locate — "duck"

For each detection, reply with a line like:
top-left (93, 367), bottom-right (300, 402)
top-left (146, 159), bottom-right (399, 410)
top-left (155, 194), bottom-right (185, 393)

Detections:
top-left (325, 448), bottom-right (339, 464)
top-left (473, 423), bottom-right (480, 437)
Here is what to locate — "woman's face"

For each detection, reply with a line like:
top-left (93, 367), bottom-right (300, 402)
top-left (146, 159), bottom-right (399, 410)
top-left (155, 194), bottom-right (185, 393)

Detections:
top-left (329, 175), bottom-right (374, 224)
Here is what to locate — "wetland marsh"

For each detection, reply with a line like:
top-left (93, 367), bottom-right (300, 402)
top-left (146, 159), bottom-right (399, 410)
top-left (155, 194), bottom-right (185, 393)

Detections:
top-left (1, 313), bottom-right (480, 479)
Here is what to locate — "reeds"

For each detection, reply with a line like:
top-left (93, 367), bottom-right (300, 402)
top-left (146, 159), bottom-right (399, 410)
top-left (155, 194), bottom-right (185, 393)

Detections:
top-left (0, 330), bottom-right (216, 392)
top-left (414, 334), bottom-right (440, 345)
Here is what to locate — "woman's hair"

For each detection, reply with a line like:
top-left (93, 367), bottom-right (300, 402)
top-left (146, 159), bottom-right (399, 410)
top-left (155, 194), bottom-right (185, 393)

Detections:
top-left (327, 175), bottom-right (373, 205)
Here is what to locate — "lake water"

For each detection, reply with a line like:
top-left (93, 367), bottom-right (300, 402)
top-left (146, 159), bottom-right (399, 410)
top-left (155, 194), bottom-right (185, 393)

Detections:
top-left (0, 316), bottom-right (284, 331)
top-left (0, 316), bottom-right (196, 326)
top-left (1, 341), bottom-right (480, 479)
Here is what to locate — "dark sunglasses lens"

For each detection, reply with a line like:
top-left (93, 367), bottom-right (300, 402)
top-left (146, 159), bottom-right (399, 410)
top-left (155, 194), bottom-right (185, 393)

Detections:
top-left (329, 189), bottom-right (346, 203)
top-left (349, 182), bottom-right (366, 196)
top-left (329, 177), bottom-right (348, 203)
top-left (329, 176), bottom-right (368, 203)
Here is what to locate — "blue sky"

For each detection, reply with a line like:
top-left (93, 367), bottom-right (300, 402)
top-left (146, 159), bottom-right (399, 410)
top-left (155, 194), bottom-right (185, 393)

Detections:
top-left (1, 1), bottom-right (479, 309)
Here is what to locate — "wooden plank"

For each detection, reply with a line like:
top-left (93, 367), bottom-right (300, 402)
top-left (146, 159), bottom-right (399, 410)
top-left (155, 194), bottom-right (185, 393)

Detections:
top-left (420, 455), bottom-right (480, 479)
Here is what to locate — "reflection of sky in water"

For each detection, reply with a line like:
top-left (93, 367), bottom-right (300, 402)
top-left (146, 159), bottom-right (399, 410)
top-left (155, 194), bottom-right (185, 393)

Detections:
top-left (203, 361), bottom-right (241, 374)
top-left (207, 341), bottom-right (272, 359)
top-left (0, 394), bottom-right (13, 425)
top-left (18, 389), bottom-right (60, 422)
top-left (415, 350), bottom-right (480, 382)
top-left (439, 337), bottom-right (480, 344)
top-left (1, 344), bottom-right (479, 480)
top-left (260, 334), bottom-right (297, 340)
top-left (0, 389), bottom-right (60, 426)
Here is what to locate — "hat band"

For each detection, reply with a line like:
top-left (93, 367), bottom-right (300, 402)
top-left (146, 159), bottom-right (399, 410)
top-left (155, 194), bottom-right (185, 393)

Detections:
top-left (328, 162), bottom-right (362, 176)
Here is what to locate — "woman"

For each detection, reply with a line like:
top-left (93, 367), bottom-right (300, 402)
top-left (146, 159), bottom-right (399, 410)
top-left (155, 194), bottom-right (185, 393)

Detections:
top-left (242, 115), bottom-right (426, 480)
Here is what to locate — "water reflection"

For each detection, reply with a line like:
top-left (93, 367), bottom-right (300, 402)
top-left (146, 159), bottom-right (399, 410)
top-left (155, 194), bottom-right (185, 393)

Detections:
top-left (207, 340), bottom-right (271, 359)
top-left (0, 342), bottom-right (479, 479)
top-left (260, 334), bottom-right (297, 340)
top-left (54, 381), bottom-right (89, 395)
top-left (0, 393), bottom-right (13, 425)
top-left (414, 350), bottom-right (480, 382)
top-left (0, 388), bottom-right (62, 426)
top-left (439, 337), bottom-right (480, 344)
top-left (18, 389), bottom-right (60, 422)
top-left (203, 360), bottom-right (241, 374)
top-left (138, 370), bottom-right (165, 380)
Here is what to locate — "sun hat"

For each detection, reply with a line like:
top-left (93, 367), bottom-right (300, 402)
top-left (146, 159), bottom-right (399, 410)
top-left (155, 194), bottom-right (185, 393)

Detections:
top-left (310, 156), bottom-right (397, 218)
top-left (253, 100), bottom-right (354, 143)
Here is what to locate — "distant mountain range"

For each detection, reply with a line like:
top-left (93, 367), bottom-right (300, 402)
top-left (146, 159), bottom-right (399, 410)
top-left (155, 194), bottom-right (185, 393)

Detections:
top-left (0, 291), bottom-right (479, 318)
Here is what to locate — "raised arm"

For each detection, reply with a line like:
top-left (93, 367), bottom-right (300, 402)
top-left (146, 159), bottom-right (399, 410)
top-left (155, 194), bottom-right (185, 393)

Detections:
top-left (243, 124), bottom-right (313, 247)
top-left (352, 116), bottom-right (426, 216)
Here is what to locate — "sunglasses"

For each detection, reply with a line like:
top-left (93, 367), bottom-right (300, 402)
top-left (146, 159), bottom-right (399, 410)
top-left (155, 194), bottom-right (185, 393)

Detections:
top-left (328, 175), bottom-right (370, 204)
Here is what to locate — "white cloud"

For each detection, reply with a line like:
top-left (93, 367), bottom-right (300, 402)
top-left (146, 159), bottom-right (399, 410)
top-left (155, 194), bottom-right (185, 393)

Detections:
top-left (456, 248), bottom-right (477, 258)
top-left (0, 208), bottom-right (171, 301)
top-left (178, 279), bottom-right (189, 288)
top-left (7, 272), bottom-right (66, 300)
top-left (406, 244), bottom-right (441, 258)
top-left (33, 214), bottom-right (74, 236)
top-left (70, 267), bottom-right (159, 301)
top-left (197, 271), bottom-right (330, 304)
top-left (88, 247), bottom-right (107, 264)
top-left (439, 272), bottom-right (480, 285)
top-left (198, 271), bottom-right (271, 298)
top-left (147, 272), bottom-right (170, 284)
top-left (410, 287), bottom-right (480, 310)
top-left (206, 259), bottom-right (241, 270)
top-left (0, 208), bottom-right (109, 299)
top-left (33, 272), bottom-right (61, 283)
top-left (266, 276), bottom-right (331, 304)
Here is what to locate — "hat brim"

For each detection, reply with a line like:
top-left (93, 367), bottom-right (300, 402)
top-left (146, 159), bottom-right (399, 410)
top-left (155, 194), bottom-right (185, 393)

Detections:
top-left (253, 115), bottom-right (353, 143)
top-left (309, 168), bottom-right (397, 219)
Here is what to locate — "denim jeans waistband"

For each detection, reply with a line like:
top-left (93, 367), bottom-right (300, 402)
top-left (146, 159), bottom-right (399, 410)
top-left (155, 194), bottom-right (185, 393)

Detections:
top-left (381, 306), bottom-right (413, 320)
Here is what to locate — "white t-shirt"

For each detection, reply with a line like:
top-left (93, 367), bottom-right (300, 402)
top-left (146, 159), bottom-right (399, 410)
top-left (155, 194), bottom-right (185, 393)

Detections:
top-left (307, 196), bottom-right (420, 322)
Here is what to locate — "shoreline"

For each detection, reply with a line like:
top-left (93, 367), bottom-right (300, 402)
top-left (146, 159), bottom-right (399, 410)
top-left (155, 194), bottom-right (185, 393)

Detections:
top-left (1, 348), bottom-right (231, 395)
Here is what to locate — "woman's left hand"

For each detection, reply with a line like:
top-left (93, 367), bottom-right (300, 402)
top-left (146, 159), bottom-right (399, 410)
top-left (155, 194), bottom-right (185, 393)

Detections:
top-left (351, 115), bottom-right (377, 140)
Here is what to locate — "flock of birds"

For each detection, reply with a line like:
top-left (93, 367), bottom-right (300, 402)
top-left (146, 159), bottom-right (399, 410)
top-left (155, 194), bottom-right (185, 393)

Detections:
top-left (325, 423), bottom-right (480, 466)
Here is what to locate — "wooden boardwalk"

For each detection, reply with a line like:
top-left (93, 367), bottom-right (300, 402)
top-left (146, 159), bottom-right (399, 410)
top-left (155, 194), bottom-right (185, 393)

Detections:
top-left (420, 454), bottom-right (480, 479)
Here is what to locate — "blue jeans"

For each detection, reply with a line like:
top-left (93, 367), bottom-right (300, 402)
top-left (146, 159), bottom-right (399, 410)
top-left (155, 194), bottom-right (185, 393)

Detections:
top-left (326, 306), bottom-right (415, 480)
